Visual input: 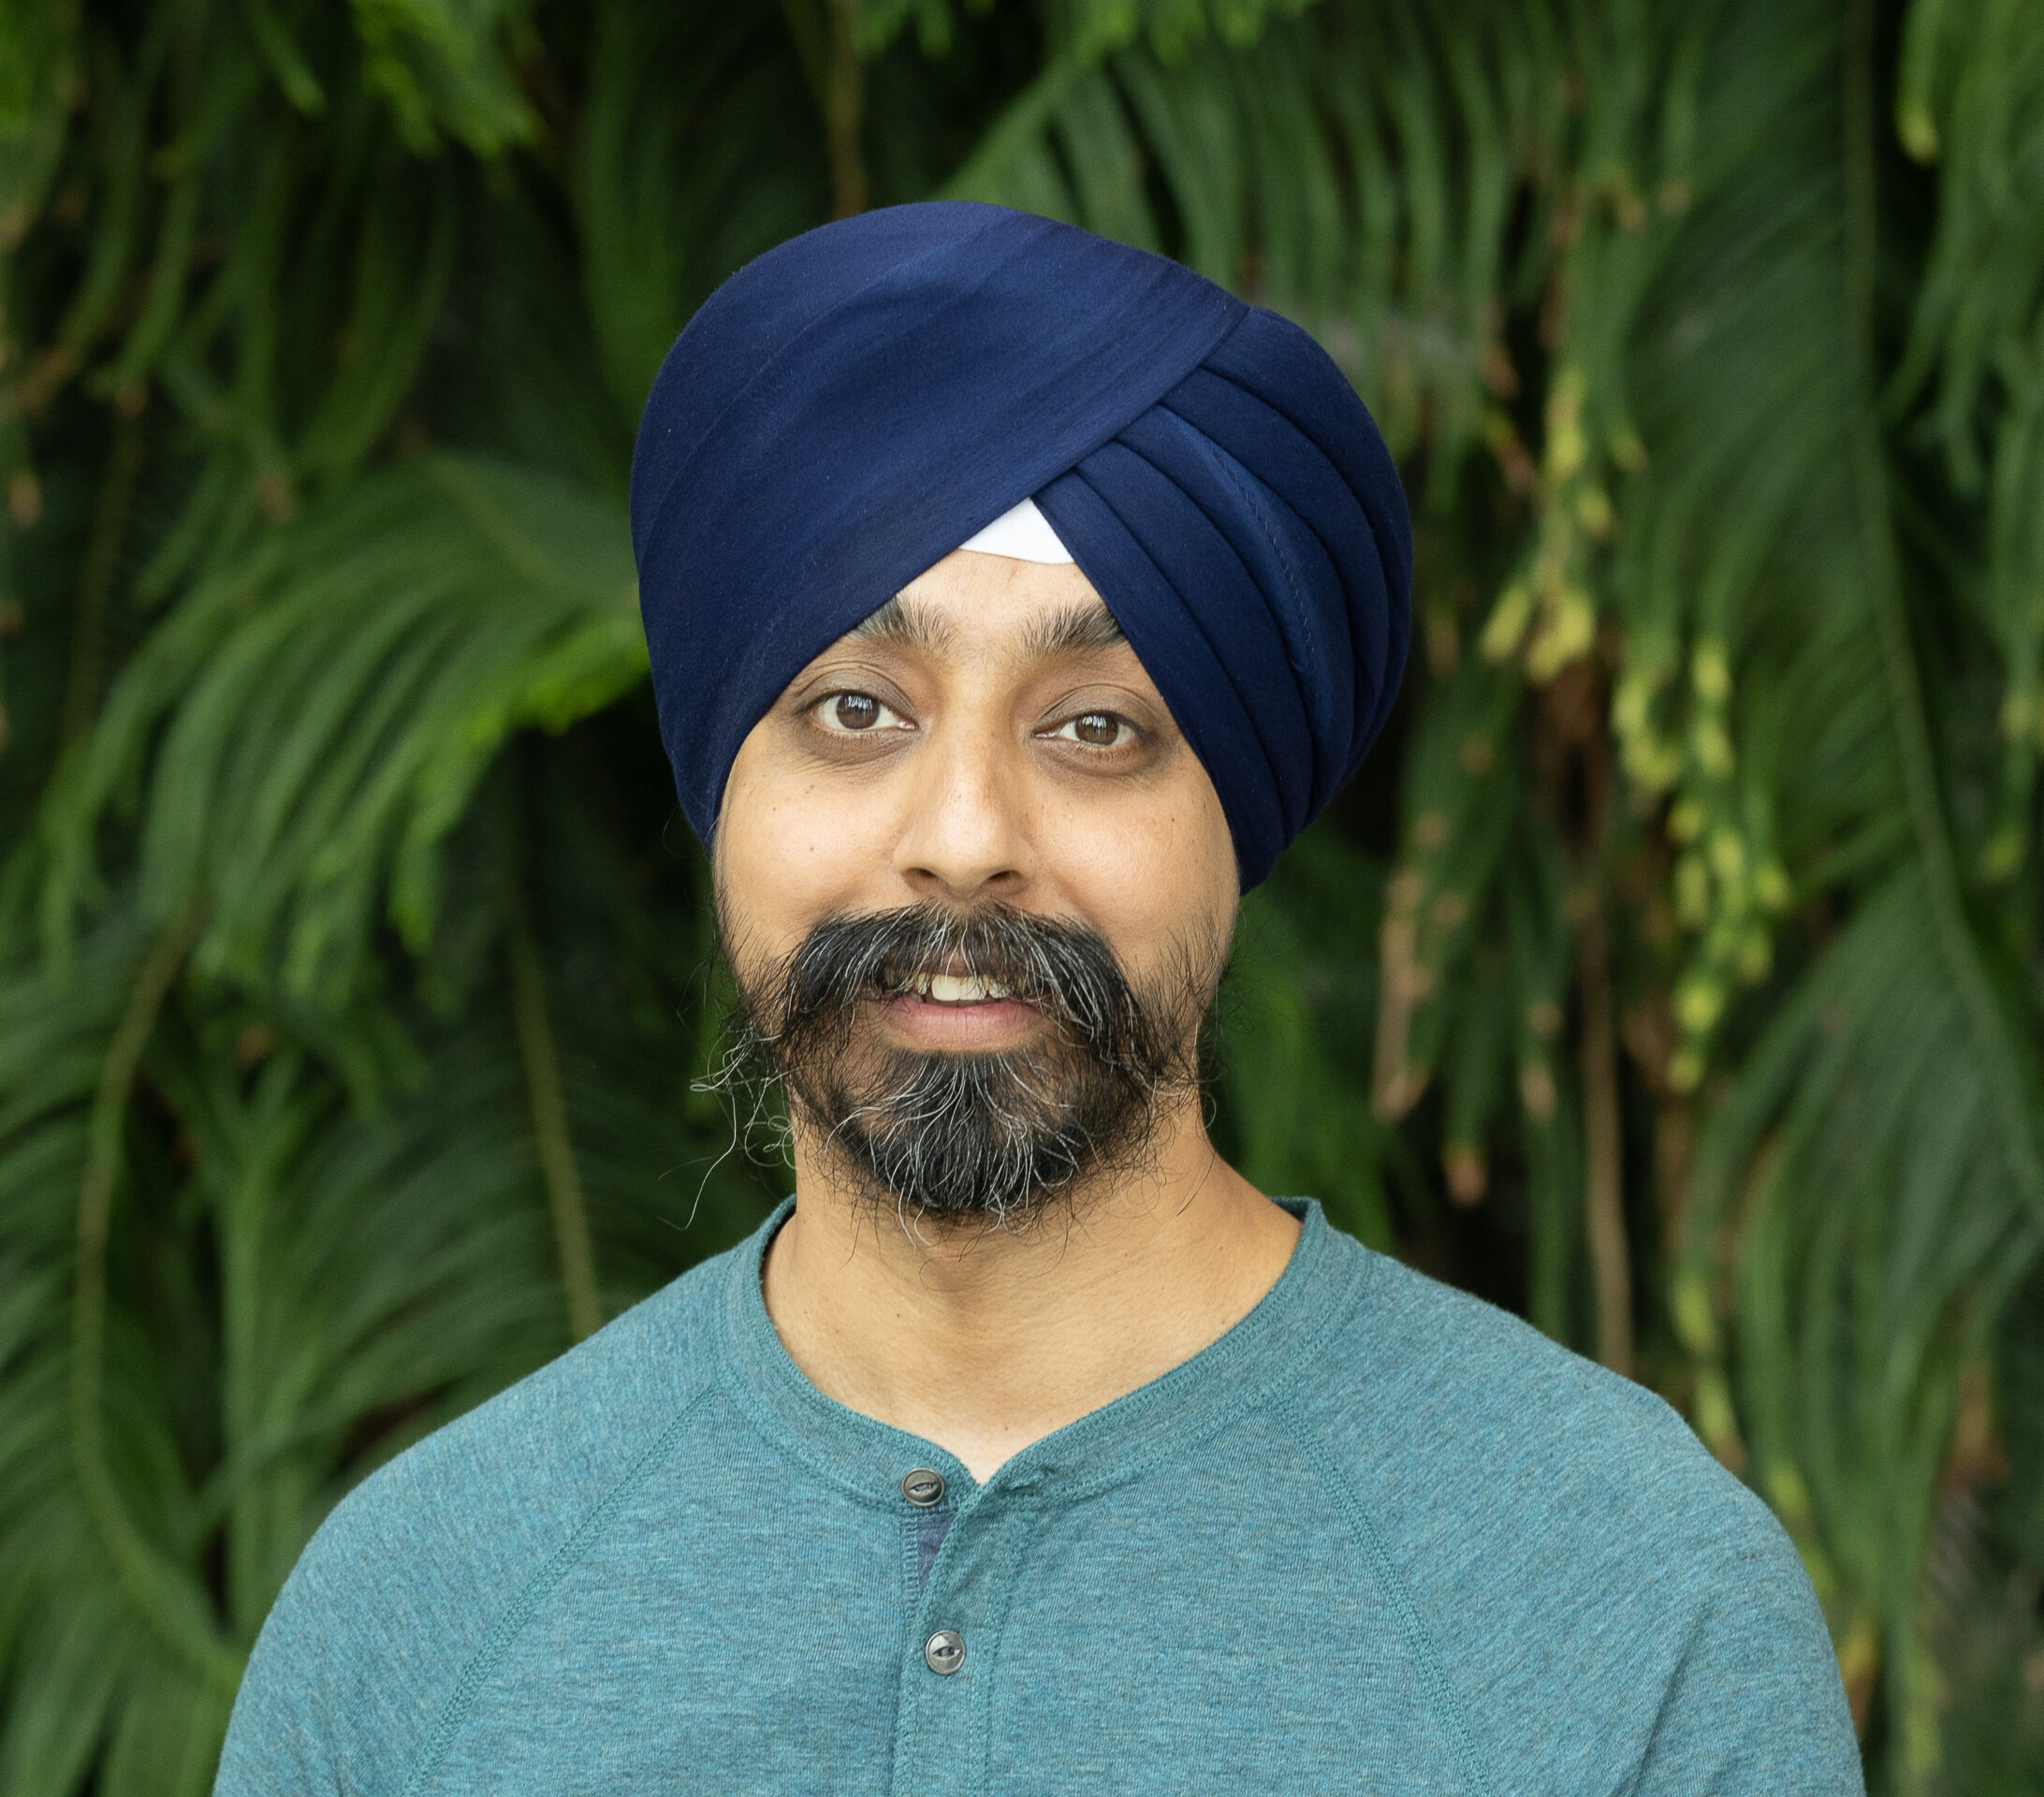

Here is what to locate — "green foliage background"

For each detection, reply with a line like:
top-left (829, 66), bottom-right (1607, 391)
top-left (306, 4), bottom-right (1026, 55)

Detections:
top-left (2, 0), bottom-right (2042, 1788)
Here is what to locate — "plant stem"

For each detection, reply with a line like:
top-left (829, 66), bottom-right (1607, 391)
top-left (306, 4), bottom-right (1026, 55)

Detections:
top-left (825, 0), bottom-right (867, 218)
top-left (71, 908), bottom-right (241, 1691)
top-left (1655, 1095), bottom-right (1693, 1264)
top-left (1535, 665), bottom-right (1630, 1369)
top-left (508, 914), bottom-right (604, 1343)
top-left (61, 395), bottom-right (146, 752)
top-left (1578, 895), bottom-right (1632, 1375)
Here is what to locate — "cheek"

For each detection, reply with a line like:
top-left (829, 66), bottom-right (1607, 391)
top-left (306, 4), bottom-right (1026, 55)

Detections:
top-left (1041, 756), bottom-right (1238, 967)
top-left (715, 736), bottom-right (887, 958)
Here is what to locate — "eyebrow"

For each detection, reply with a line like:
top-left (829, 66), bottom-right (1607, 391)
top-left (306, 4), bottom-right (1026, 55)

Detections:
top-left (851, 595), bottom-right (954, 652)
top-left (1022, 599), bottom-right (1126, 661)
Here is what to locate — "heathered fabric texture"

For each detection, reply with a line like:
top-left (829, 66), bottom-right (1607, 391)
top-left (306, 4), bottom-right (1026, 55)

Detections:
top-left (215, 1200), bottom-right (1864, 1795)
top-left (627, 202), bottom-right (1411, 888)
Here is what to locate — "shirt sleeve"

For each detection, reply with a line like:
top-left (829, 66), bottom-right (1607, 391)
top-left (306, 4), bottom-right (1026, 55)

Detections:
top-left (212, 1555), bottom-right (354, 1797)
top-left (210, 1476), bottom-right (458, 1797)
top-left (1630, 1529), bottom-right (1866, 1797)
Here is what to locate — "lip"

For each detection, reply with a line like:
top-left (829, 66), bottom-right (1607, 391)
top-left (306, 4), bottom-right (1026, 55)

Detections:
top-left (877, 990), bottom-right (1047, 1051)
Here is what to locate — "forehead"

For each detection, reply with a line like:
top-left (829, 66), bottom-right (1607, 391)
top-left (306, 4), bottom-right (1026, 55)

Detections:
top-left (848, 551), bottom-right (1128, 665)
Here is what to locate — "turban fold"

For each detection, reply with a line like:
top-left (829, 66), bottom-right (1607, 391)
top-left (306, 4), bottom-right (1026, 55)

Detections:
top-left (629, 201), bottom-right (1409, 888)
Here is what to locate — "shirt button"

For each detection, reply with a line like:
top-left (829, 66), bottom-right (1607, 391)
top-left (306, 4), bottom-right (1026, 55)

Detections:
top-left (924, 1629), bottom-right (966, 1675)
top-left (900, 1468), bottom-right (946, 1508)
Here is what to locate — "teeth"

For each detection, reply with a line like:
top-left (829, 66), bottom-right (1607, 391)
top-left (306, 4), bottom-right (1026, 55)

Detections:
top-left (919, 972), bottom-right (1013, 1004)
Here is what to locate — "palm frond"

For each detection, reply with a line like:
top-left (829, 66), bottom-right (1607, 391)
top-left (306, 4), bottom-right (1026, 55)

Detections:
top-left (39, 454), bottom-right (643, 1011)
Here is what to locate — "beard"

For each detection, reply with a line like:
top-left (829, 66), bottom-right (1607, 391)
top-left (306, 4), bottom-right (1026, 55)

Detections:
top-left (719, 899), bottom-right (1219, 1229)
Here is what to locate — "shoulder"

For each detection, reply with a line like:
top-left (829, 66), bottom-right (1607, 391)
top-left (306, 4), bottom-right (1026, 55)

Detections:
top-left (1287, 1229), bottom-right (1859, 1792)
top-left (1297, 1232), bottom-right (1768, 1559)
top-left (346, 1236), bottom-right (733, 1533)
top-left (214, 1243), bottom-right (742, 1797)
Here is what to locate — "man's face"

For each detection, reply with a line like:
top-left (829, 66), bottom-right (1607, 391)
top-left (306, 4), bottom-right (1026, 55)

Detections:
top-left (714, 548), bottom-right (1240, 1224)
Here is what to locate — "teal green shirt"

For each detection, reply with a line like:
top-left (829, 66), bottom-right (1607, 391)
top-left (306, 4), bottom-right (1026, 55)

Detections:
top-left (215, 1199), bottom-right (1863, 1794)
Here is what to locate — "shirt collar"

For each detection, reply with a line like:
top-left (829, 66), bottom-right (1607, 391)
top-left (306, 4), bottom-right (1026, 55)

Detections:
top-left (715, 1192), bottom-right (1372, 1510)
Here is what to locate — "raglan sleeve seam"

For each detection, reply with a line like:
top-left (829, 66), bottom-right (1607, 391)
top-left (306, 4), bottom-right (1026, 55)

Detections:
top-left (392, 1381), bottom-right (721, 1797)
top-left (1271, 1393), bottom-right (1500, 1797)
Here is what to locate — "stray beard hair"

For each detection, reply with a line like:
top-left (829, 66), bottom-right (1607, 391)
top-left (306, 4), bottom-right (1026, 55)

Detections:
top-left (716, 898), bottom-right (1219, 1229)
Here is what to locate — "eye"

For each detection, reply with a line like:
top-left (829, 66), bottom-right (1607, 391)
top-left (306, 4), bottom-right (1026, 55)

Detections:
top-left (1046, 710), bottom-right (1136, 749)
top-left (812, 691), bottom-right (912, 735)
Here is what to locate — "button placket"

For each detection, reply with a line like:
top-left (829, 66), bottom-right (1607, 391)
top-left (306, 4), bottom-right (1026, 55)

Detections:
top-left (901, 1465), bottom-right (958, 1609)
top-left (888, 1476), bottom-right (1032, 1797)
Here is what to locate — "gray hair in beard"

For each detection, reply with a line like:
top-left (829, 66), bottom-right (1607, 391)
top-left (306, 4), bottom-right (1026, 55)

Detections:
top-left (718, 900), bottom-right (1219, 1230)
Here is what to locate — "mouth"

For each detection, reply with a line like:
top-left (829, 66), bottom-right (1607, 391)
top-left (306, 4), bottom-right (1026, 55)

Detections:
top-left (911, 971), bottom-right (1016, 1006)
top-left (872, 961), bottom-right (1045, 1048)
top-left (874, 953), bottom-right (1034, 1007)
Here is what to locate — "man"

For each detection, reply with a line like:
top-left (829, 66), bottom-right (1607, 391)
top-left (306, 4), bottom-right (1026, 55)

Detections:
top-left (217, 203), bottom-right (1862, 1794)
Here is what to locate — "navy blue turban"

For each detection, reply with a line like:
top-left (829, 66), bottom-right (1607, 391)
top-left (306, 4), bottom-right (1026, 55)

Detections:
top-left (629, 201), bottom-right (1409, 889)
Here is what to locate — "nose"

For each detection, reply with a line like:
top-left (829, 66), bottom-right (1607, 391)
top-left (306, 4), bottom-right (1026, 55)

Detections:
top-left (892, 721), bottom-right (1032, 906)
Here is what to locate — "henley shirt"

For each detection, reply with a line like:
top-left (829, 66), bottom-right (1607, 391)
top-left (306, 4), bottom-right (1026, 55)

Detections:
top-left (215, 1198), bottom-right (1864, 1794)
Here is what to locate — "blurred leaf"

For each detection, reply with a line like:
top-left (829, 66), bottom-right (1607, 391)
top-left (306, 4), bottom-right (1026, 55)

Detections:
top-left (42, 454), bottom-right (644, 1009)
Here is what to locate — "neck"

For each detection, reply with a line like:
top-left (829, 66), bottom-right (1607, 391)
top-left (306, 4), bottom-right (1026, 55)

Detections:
top-left (758, 1100), bottom-right (1300, 1482)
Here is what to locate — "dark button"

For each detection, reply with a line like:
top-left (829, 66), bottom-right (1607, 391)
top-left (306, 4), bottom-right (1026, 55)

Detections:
top-left (924, 1629), bottom-right (966, 1675)
top-left (901, 1468), bottom-right (946, 1508)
